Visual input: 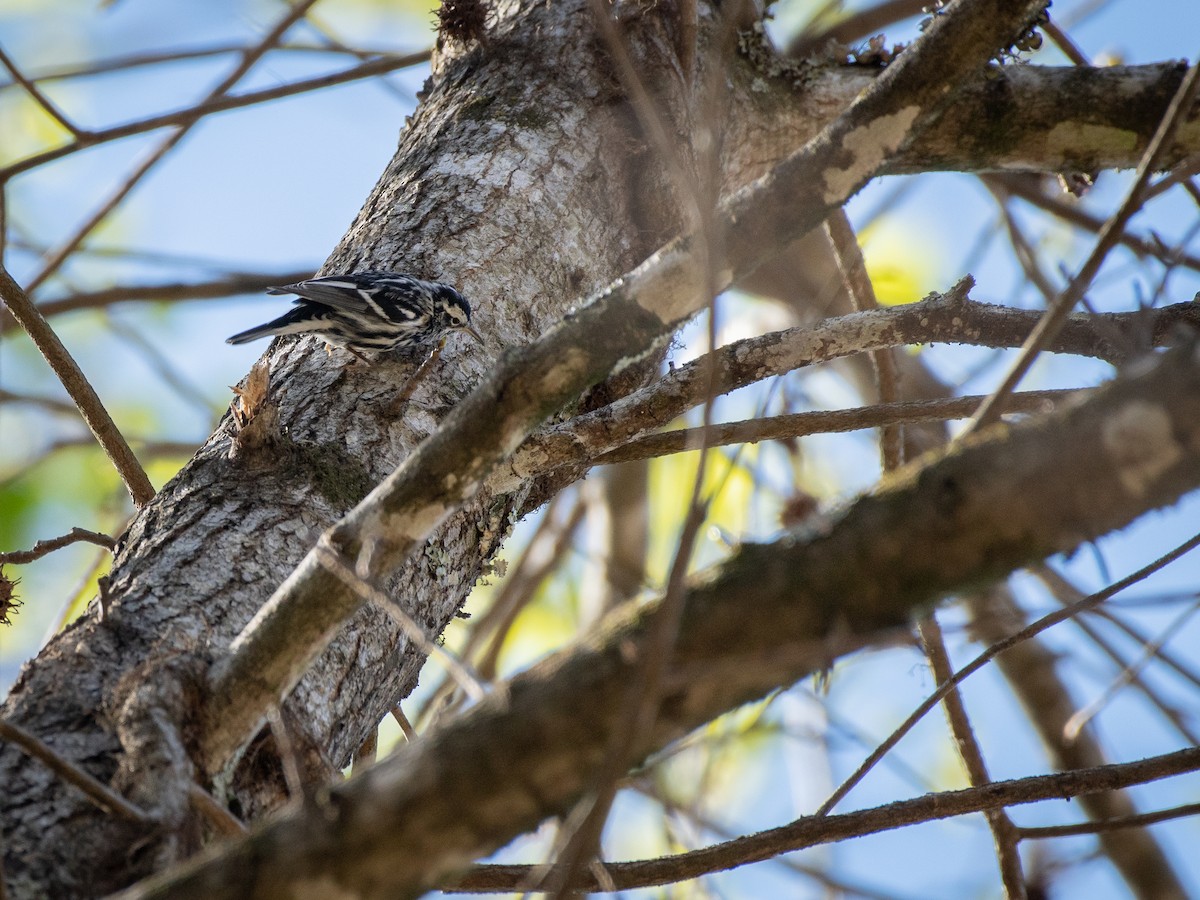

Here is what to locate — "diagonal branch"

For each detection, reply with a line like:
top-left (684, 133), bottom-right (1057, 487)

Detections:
top-left (0, 43), bottom-right (84, 137)
top-left (0, 719), bottom-right (152, 825)
top-left (0, 267), bottom-right (155, 507)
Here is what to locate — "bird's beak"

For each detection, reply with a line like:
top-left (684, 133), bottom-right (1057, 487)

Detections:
top-left (461, 324), bottom-right (484, 344)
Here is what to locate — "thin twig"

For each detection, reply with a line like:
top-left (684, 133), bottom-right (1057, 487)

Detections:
top-left (962, 52), bottom-right (1200, 435)
top-left (315, 543), bottom-right (488, 702)
top-left (1, 51), bottom-right (430, 183)
top-left (0, 527), bottom-right (116, 564)
top-left (825, 210), bottom-right (902, 469)
top-left (475, 502), bottom-right (585, 680)
top-left (0, 43), bottom-right (84, 137)
top-left (186, 784), bottom-right (247, 837)
top-left (390, 706), bottom-right (417, 743)
top-left (813, 531), bottom-right (1200, 819)
top-left (23, 0), bottom-right (325, 294)
top-left (1042, 20), bottom-right (1090, 66)
top-left (265, 706), bottom-right (304, 800)
top-left (919, 616), bottom-right (1026, 897)
top-left (0, 267), bottom-right (155, 507)
top-left (0, 270), bottom-right (314, 334)
top-left (0, 718), bottom-right (152, 825)
top-left (1064, 601), bottom-right (1200, 745)
top-left (994, 174), bottom-right (1200, 274)
top-left (1018, 802), bottom-right (1200, 840)
top-left (1062, 597), bottom-right (1200, 743)
top-left (0, 388), bottom-right (77, 415)
top-left (446, 745), bottom-right (1200, 893)
top-left (594, 391), bottom-right (1073, 466)
top-left (0, 41), bottom-right (411, 87)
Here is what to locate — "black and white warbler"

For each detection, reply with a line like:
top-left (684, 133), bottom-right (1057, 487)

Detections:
top-left (226, 272), bottom-right (481, 361)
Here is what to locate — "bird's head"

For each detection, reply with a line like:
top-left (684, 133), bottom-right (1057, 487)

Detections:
top-left (434, 285), bottom-right (482, 344)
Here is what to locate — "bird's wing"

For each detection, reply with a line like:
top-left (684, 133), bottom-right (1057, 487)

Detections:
top-left (267, 277), bottom-right (378, 315)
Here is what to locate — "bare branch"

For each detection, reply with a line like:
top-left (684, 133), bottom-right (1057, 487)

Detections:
top-left (504, 290), bottom-right (1199, 486)
top-left (0, 388), bottom-right (77, 416)
top-left (594, 391), bottom-right (1071, 465)
top-left (449, 747), bottom-right (1200, 893)
top-left (1, 52), bottom-right (431, 182)
top-left (0, 267), bottom-right (155, 507)
top-left (963, 52), bottom-right (1200, 434)
top-left (0, 41), bottom-right (414, 86)
top-left (992, 173), bottom-right (1200, 275)
top-left (0, 528), bottom-right (116, 565)
top-left (1018, 802), bottom-right (1200, 840)
top-left (0, 719), bottom-right (152, 826)
top-left (186, 785), bottom-right (246, 838)
top-left (0, 270), bottom-right (314, 334)
top-left (0, 43), bottom-right (84, 137)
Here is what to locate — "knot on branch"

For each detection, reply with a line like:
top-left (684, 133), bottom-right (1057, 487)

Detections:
top-left (228, 359), bottom-right (281, 458)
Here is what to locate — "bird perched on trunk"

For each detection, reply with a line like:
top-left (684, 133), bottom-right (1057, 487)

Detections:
top-left (226, 272), bottom-right (481, 362)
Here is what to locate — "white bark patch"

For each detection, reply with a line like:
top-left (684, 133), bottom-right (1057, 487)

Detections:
top-left (823, 107), bottom-right (921, 203)
top-left (290, 877), bottom-right (360, 900)
top-left (633, 251), bottom-right (707, 325)
top-left (382, 499), bottom-right (450, 542)
top-left (1046, 122), bottom-right (1137, 158)
top-left (1101, 400), bottom-right (1182, 496)
top-left (540, 346), bottom-right (591, 396)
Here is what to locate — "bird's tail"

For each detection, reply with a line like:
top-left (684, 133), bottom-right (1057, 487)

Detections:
top-left (226, 307), bottom-right (320, 345)
top-left (226, 324), bottom-right (284, 345)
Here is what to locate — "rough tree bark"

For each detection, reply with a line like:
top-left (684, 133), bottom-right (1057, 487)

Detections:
top-left (1, 1), bottom-right (1197, 897)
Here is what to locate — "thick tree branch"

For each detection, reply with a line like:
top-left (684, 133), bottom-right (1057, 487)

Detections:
top-left (118, 339), bottom-right (1200, 899)
top-left (724, 63), bottom-right (1200, 196)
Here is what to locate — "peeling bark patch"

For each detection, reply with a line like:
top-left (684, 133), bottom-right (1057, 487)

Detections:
top-left (823, 107), bottom-right (921, 202)
top-left (1102, 401), bottom-right (1182, 496)
top-left (540, 347), bottom-right (591, 396)
top-left (291, 877), bottom-right (359, 900)
top-left (383, 500), bottom-right (448, 541)
top-left (632, 249), bottom-right (706, 326)
top-left (1046, 122), bottom-right (1137, 162)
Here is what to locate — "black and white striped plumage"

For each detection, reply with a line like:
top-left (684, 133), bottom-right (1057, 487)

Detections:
top-left (226, 272), bottom-right (480, 358)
